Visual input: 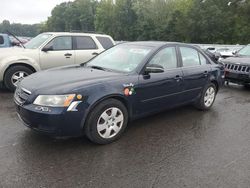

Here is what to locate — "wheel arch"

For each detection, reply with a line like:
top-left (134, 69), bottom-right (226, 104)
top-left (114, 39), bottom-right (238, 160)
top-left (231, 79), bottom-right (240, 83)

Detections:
top-left (210, 79), bottom-right (219, 92)
top-left (81, 94), bottom-right (131, 130)
top-left (4, 63), bottom-right (37, 75)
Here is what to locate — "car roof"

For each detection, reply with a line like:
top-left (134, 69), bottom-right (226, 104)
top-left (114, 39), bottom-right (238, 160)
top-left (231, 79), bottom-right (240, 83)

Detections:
top-left (44, 32), bottom-right (113, 38)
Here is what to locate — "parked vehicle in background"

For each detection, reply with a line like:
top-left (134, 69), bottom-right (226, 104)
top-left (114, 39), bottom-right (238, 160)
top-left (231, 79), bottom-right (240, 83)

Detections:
top-left (9, 36), bottom-right (31, 46)
top-left (15, 42), bottom-right (224, 144)
top-left (203, 49), bottom-right (219, 63)
top-left (0, 32), bottom-right (115, 91)
top-left (205, 47), bottom-right (216, 53)
top-left (222, 45), bottom-right (250, 87)
top-left (214, 48), bottom-right (235, 59)
top-left (0, 33), bottom-right (12, 48)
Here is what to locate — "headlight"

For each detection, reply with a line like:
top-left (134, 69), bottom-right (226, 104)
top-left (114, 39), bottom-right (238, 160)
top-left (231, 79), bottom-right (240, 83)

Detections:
top-left (33, 94), bottom-right (75, 107)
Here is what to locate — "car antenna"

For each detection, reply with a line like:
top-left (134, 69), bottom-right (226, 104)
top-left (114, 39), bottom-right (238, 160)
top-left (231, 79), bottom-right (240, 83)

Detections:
top-left (6, 30), bottom-right (26, 49)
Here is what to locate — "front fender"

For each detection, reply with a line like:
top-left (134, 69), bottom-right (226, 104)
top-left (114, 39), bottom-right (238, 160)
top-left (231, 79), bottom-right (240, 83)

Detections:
top-left (0, 56), bottom-right (41, 81)
top-left (77, 83), bottom-right (134, 129)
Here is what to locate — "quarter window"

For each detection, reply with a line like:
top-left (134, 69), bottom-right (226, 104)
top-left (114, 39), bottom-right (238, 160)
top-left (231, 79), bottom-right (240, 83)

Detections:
top-left (199, 53), bottom-right (207, 65)
top-left (47, 36), bottom-right (72, 50)
top-left (0, 36), bottom-right (4, 45)
top-left (148, 47), bottom-right (177, 70)
top-left (75, 36), bottom-right (97, 50)
top-left (96, 36), bottom-right (114, 49)
top-left (180, 47), bottom-right (200, 67)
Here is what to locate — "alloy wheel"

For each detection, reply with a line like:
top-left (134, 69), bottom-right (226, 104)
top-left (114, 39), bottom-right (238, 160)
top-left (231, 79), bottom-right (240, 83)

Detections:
top-left (11, 71), bottom-right (28, 87)
top-left (204, 86), bottom-right (215, 107)
top-left (97, 107), bottom-right (124, 139)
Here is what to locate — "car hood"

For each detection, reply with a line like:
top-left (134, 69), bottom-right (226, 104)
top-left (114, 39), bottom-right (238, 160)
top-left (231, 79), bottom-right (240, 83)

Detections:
top-left (222, 56), bottom-right (250, 65)
top-left (19, 65), bottom-right (124, 94)
top-left (0, 47), bottom-right (36, 59)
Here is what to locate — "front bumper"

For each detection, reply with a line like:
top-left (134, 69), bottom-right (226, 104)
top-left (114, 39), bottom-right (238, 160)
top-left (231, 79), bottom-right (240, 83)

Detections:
top-left (225, 71), bottom-right (250, 84)
top-left (15, 103), bottom-right (85, 137)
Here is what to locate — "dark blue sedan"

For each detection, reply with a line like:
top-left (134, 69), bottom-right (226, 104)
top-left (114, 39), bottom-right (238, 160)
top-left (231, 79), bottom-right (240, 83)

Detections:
top-left (15, 42), bottom-right (224, 144)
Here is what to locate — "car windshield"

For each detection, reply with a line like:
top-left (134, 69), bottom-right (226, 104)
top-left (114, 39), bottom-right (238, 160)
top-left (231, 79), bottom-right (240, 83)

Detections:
top-left (238, 45), bottom-right (250, 56)
top-left (86, 44), bottom-right (153, 73)
top-left (24, 33), bottom-right (52, 49)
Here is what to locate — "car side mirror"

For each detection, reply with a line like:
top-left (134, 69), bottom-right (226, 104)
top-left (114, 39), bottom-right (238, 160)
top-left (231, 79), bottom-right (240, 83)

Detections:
top-left (42, 45), bottom-right (53, 52)
top-left (232, 50), bottom-right (237, 55)
top-left (145, 64), bottom-right (164, 74)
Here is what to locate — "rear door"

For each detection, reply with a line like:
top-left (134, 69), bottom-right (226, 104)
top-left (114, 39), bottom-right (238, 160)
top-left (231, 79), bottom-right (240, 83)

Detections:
top-left (39, 36), bottom-right (75, 70)
top-left (178, 46), bottom-right (211, 102)
top-left (73, 36), bottom-right (102, 64)
top-left (135, 46), bottom-right (184, 115)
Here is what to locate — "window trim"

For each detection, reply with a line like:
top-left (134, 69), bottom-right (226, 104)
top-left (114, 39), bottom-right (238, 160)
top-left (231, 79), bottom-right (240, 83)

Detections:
top-left (43, 36), bottom-right (73, 51)
top-left (179, 46), bottom-right (204, 68)
top-left (140, 45), bottom-right (180, 74)
top-left (0, 36), bottom-right (4, 45)
top-left (73, 36), bottom-right (98, 50)
top-left (198, 52), bottom-right (209, 65)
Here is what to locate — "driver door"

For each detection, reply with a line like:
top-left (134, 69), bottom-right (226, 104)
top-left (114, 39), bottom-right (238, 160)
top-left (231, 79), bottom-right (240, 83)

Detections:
top-left (135, 46), bottom-right (184, 116)
top-left (39, 36), bottom-right (75, 70)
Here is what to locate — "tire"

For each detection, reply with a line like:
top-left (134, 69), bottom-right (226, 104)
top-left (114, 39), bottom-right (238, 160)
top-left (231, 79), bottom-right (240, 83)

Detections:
top-left (195, 83), bottom-right (217, 111)
top-left (4, 65), bottom-right (33, 92)
top-left (84, 99), bottom-right (128, 144)
top-left (244, 83), bottom-right (250, 89)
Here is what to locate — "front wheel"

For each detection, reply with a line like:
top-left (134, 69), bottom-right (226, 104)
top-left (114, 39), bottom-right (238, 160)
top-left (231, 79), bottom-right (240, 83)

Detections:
top-left (4, 65), bottom-right (33, 92)
top-left (84, 99), bottom-right (128, 144)
top-left (195, 83), bottom-right (217, 110)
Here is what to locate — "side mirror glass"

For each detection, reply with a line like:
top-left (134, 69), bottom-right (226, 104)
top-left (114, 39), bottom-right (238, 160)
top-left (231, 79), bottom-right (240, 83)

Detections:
top-left (145, 64), bottom-right (164, 74)
top-left (42, 45), bottom-right (53, 52)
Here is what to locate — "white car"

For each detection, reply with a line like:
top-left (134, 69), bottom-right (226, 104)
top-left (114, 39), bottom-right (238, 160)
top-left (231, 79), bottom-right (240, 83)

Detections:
top-left (0, 32), bottom-right (115, 91)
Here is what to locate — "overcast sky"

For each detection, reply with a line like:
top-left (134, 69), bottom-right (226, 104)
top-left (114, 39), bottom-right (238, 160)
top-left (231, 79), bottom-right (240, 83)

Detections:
top-left (0, 0), bottom-right (74, 24)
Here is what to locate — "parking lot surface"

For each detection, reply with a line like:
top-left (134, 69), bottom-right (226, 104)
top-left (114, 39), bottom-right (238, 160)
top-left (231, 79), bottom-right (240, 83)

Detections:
top-left (0, 85), bottom-right (250, 188)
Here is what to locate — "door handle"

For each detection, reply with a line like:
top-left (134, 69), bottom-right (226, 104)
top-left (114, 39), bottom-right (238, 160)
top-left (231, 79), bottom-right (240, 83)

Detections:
top-left (64, 53), bottom-right (72, 56)
top-left (203, 71), bottom-right (208, 77)
top-left (92, 52), bottom-right (99, 56)
top-left (174, 75), bottom-right (182, 82)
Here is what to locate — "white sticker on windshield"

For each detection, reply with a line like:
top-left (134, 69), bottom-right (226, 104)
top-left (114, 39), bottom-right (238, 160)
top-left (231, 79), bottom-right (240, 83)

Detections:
top-left (129, 49), bottom-right (149, 55)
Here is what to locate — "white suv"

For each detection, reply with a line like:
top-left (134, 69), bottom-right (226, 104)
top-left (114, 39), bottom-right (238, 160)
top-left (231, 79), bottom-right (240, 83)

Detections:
top-left (0, 32), bottom-right (115, 91)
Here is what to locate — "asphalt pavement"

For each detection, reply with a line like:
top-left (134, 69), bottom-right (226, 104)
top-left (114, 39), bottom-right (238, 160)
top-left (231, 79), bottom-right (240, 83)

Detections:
top-left (0, 85), bottom-right (250, 188)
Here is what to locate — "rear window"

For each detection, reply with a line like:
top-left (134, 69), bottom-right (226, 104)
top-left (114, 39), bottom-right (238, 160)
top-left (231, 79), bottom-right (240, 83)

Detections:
top-left (0, 36), bottom-right (4, 45)
top-left (96, 36), bottom-right (114, 49)
top-left (75, 36), bottom-right (97, 50)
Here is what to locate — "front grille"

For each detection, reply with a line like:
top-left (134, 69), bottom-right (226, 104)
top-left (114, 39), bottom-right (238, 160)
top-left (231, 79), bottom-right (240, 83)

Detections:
top-left (224, 63), bottom-right (250, 73)
top-left (14, 87), bottom-right (31, 105)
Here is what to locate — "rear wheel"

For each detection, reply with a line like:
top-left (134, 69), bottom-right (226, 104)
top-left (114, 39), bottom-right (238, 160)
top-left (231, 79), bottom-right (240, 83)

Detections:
top-left (84, 99), bottom-right (128, 144)
top-left (4, 65), bottom-right (33, 92)
top-left (195, 83), bottom-right (217, 110)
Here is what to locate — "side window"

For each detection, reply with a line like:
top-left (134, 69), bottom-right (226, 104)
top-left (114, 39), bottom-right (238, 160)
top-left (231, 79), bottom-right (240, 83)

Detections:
top-left (0, 36), bottom-right (4, 45)
top-left (180, 47), bottom-right (200, 67)
top-left (75, 36), bottom-right (97, 50)
top-left (47, 36), bottom-right (72, 51)
top-left (148, 47), bottom-right (177, 70)
top-left (96, 36), bottom-right (114, 49)
top-left (199, 53), bottom-right (207, 65)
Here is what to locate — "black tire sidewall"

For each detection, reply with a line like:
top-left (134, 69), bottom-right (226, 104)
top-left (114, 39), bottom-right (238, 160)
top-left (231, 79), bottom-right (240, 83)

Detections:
top-left (196, 83), bottom-right (217, 110)
top-left (4, 65), bottom-right (33, 92)
top-left (85, 99), bottom-right (128, 144)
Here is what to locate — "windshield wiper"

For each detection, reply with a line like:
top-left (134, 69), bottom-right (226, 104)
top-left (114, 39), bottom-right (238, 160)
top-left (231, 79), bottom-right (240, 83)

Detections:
top-left (86, 65), bottom-right (109, 71)
top-left (6, 30), bottom-right (25, 49)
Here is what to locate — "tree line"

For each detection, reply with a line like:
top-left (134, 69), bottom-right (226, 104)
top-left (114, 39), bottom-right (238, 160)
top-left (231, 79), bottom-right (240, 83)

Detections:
top-left (1, 0), bottom-right (250, 44)
top-left (0, 20), bottom-right (42, 37)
